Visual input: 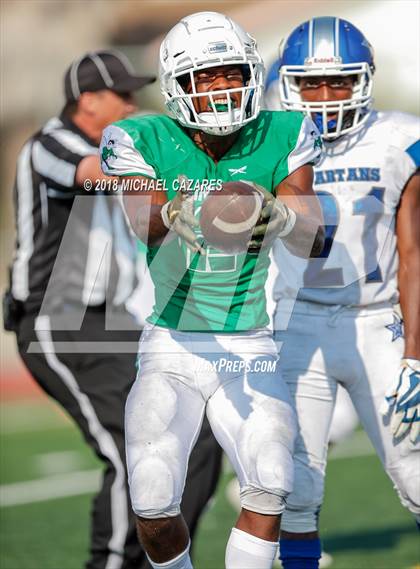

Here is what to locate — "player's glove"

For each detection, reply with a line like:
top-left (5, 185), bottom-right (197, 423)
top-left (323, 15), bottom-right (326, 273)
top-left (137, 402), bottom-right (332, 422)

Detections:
top-left (247, 184), bottom-right (296, 252)
top-left (160, 177), bottom-right (204, 254)
top-left (380, 358), bottom-right (420, 444)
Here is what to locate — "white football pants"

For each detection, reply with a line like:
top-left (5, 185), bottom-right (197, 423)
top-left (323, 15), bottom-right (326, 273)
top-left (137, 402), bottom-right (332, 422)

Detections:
top-left (126, 324), bottom-right (297, 519)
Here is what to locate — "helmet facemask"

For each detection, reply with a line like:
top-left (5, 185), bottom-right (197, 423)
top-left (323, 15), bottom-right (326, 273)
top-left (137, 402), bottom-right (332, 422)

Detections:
top-left (280, 62), bottom-right (374, 140)
top-left (163, 60), bottom-right (264, 136)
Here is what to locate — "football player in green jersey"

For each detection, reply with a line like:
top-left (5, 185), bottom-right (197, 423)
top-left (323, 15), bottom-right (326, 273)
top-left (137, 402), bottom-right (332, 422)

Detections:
top-left (100, 11), bottom-right (324, 569)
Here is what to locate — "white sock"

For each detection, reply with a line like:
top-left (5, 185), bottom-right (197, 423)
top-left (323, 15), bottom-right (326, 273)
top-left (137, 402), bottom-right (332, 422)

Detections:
top-left (147, 542), bottom-right (193, 569)
top-left (225, 527), bottom-right (278, 569)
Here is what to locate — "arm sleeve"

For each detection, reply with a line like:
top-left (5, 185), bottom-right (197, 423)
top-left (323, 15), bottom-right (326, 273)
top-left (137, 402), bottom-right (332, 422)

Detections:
top-left (273, 115), bottom-right (323, 187)
top-left (100, 124), bottom-right (157, 178)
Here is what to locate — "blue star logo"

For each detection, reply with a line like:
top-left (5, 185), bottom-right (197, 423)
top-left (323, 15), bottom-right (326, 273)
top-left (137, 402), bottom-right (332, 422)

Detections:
top-left (385, 314), bottom-right (404, 342)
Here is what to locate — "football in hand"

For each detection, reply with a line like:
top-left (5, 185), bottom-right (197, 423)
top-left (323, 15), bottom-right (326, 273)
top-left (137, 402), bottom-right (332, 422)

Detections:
top-left (200, 181), bottom-right (263, 253)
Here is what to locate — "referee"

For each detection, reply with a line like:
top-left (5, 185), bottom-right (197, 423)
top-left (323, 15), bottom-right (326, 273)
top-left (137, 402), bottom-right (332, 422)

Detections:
top-left (4, 50), bottom-right (222, 569)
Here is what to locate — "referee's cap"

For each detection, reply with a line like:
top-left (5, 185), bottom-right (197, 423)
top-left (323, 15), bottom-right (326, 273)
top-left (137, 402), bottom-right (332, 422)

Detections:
top-left (64, 50), bottom-right (156, 102)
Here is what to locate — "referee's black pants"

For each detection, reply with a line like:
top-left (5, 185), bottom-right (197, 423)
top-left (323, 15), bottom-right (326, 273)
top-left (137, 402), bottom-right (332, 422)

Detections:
top-left (16, 308), bottom-right (223, 569)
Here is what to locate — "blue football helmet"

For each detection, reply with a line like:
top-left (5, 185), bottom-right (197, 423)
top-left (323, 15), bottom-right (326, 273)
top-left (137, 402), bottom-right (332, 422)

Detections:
top-left (278, 17), bottom-right (375, 139)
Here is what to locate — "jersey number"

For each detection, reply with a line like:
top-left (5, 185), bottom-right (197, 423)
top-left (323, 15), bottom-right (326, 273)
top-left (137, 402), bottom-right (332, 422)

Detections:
top-left (303, 187), bottom-right (385, 287)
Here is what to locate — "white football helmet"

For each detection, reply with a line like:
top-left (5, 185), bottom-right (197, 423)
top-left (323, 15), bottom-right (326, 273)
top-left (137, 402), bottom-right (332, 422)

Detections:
top-left (159, 11), bottom-right (264, 136)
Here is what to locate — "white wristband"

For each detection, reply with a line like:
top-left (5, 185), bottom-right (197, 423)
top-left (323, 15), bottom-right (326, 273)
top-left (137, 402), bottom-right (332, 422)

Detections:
top-left (278, 207), bottom-right (297, 238)
top-left (160, 201), bottom-right (172, 229)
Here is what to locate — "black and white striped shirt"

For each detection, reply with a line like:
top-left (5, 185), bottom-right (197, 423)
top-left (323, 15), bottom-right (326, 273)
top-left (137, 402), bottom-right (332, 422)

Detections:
top-left (11, 113), bottom-right (138, 314)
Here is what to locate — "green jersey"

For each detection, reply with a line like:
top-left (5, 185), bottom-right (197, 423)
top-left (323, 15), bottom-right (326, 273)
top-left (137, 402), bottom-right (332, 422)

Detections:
top-left (101, 111), bottom-right (321, 332)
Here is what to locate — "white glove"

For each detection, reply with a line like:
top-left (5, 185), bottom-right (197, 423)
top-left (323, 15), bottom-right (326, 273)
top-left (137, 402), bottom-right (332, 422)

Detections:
top-left (247, 184), bottom-right (296, 252)
top-left (160, 177), bottom-right (204, 254)
top-left (380, 358), bottom-right (420, 444)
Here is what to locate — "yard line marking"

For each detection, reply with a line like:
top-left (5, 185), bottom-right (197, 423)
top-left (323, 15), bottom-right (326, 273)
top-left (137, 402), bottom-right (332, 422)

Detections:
top-left (0, 469), bottom-right (100, 507)
top-left (0, 433), bottom-right (375, 508)
top-left (35, 450), bottom-right (85, 476)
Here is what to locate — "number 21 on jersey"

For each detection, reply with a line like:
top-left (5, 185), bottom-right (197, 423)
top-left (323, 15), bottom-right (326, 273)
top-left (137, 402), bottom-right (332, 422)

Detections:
top-left (303, 187), bottom-right (385, 287)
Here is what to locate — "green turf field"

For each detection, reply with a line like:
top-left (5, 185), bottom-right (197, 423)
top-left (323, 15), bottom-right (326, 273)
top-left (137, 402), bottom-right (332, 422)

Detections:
top-left (0, 399), bottom-right (419, 569)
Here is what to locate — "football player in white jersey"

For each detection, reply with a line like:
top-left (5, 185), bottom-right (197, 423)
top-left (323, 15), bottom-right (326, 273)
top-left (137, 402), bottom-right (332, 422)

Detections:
top-left (265, 16), bottom-right (420, 569)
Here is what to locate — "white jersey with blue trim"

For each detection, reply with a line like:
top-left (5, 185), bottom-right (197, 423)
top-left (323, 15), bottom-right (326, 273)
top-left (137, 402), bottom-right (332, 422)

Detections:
top-left (272, 110), bottom-right (420, 307)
